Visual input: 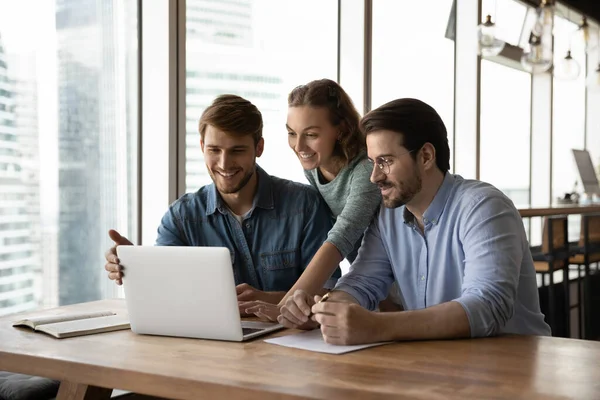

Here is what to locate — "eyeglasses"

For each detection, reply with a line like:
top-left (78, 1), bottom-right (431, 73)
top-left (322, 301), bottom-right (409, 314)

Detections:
top-left (367, 149), bottom-right (416, 175)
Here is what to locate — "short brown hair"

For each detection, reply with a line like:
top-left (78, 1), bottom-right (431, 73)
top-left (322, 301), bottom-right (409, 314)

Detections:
top-left (361, 98), bottom-right (450, 173)
top-left (198, 94), bottom-right (263, 145)
top-left (288, 79), bottom-right (364, 165)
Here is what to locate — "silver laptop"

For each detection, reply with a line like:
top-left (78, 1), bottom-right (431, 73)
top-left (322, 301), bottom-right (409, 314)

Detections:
top-left (572, 149), bottom-right (600, 195)
top-left (117, 246), bottom-right (284, 341)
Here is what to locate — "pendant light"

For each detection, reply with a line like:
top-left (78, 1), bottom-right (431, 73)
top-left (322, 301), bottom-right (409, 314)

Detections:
top-left (554, 7), bottom-right (581, 81)
top-left (478, 0), bottom-right (505, 57)
top-left (578, 16), bottom-right (590, 52)
top-left (555, 50), bottom-right (581, 80)
top-left (521, 32), bottom-right (552, 73)
top-left (522, 0), bottom-right (554, 73)
top-left (478, 15), bottom-right (506, 56)
top-left (532, 0), bottom-right (555, 37)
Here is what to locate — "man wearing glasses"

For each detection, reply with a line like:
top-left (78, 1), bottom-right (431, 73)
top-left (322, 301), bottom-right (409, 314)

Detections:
top-left (279, 98), bottom-right (551, 344)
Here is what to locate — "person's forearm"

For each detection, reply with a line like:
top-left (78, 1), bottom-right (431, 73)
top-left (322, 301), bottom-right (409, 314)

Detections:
top-left (326, 289), bottom-right (359, 304)
top-left (279, 242), bottom-right (343, 304)
top-left (377, 301), bottom-right (471, 342)
top-left (263, 291), bottom-right (286, 304)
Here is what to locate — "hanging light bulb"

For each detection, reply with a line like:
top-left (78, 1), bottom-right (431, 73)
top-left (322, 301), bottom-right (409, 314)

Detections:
top-left (578, 16), bottom-right (590, 52)
top-left (587, 64), bottom-right (600, 91)
top-left (532, 0), bottom-right (555, 37)
top-left (521, 33), bottom-right (553, 73)
top-left (554, 50), bottom-right (581, 80)
top-left (523, 0), bottom-right (554, 72)
top-left (478, 15), bottom-right (505, 56)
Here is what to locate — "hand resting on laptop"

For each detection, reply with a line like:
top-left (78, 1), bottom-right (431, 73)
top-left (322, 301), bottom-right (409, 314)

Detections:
top-left (104, 230), bottom-right (286, 317)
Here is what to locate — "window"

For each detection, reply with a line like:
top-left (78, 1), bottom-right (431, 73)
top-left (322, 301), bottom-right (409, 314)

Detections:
top-left (185, 0), bottom-right (338, 191)
top-left (371, 0), bottom-right (455, 165)
top-left (479, 60), bottom-right (531, 205)
top-left (0, 0), bottom-right (138, 315)
top-left (552, 16), bottom-right (586, 200)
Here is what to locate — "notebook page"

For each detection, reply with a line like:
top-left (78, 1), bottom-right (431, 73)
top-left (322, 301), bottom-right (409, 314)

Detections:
top-left (264, 329), bottom-right (390, 354)
top-left (15, 310), bottom-right (116, 328)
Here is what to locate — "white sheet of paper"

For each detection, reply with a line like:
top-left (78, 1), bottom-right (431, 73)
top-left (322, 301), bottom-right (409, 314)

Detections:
top-left (264, 329), bottom-right (389, 354)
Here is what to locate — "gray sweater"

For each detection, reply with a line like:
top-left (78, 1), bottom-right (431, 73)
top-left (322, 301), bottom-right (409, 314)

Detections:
top-left (304, 153), bottom-right (382, 260)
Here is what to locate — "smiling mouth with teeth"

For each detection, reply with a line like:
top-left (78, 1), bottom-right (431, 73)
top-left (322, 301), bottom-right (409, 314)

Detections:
top-left (298, 153), bottom-right (315, 159)
top-left (218, 171), bottom-right (238, 178)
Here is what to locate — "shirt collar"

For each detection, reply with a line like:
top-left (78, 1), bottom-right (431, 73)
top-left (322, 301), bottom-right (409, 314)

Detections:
top-left (206, 165), bottom-right (274, 216)
top-left (402, 172), bottom-right (454, 226)
top-left (422, 172), bottom-right (454, 225)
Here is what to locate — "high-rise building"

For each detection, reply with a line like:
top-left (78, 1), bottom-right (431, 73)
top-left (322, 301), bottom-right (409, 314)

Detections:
top-left (185, 0), bottom-right (286, 192)
top-left (0, 34), bottom-right (38, 316)
top-left (55, 0), bottom-right (135, 305)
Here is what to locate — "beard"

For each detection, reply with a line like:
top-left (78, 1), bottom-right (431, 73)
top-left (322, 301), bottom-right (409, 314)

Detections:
top-left (209, 163), bottom-right (256, 194)
top-left (381, 170), bottom-right (422, 209)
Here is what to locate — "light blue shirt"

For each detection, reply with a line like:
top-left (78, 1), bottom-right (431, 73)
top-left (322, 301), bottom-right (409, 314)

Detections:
top-left (336, 173), bottom-right (551, 337)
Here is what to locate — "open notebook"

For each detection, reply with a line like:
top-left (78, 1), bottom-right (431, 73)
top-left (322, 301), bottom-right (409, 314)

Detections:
top-left (12, 310), bottom-right (130, 339)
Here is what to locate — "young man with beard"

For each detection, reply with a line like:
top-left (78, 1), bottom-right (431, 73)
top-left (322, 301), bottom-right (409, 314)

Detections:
top-left (278, 98), bottom-right (551, 344)
top-left (104, 95), bottom-right (339, 315)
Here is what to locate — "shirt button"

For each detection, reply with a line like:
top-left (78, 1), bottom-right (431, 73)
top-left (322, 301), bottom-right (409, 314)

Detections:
top-left (421, 275), bottom-right (425, 281)
top-left (245, 223), bottom-right (250, 229)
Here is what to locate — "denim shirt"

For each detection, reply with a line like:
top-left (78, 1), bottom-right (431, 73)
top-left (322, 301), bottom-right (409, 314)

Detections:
top-left (336, 173), bottom-right (551, 337)
top-left (155, 165), bottom-right (340, 292)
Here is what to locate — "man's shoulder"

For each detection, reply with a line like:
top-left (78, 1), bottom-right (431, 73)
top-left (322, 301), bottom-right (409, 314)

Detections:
top-left (169, 185), bottom-right (213, 214)
top-left (269, 174), bottom-right (319, 197)
top-left (452, 176), bottom-right (510, 205)
top-left (449, 176), bottom-right (517, 221)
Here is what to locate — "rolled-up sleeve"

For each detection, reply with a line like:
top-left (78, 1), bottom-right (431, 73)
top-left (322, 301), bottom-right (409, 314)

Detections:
top-left (334, 217), bottom-right (395, 310)
top-left (325, 160), bottom-right (381, 258)
top-left (452, 195), bottom-right (523, 337)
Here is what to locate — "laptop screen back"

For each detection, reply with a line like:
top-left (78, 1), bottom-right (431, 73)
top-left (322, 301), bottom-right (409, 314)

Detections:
top-left (117, 246), bottom-right (244, 341)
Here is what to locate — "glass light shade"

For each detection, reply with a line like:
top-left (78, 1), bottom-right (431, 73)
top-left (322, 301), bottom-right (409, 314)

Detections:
top-left (587, 64), bottom-right (600, 90)
top-left (578, 17), bottom-right (590, 52)
top-left (554, 51), bottom-right (581, 80)
top-left (478, 15), bottom-right (505, 57)
top-left (521, 35), bottom-right (552, 73)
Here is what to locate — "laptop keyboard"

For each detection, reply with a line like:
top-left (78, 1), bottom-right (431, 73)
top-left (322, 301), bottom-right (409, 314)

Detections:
top-left (242, 327), bottom-right (264, 336)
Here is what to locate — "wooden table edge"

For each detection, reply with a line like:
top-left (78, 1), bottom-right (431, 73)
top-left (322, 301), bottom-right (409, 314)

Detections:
top-left (0, 351), bottom-right (310, 400)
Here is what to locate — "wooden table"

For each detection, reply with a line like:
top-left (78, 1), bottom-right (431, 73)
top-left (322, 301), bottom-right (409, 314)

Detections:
top-left (1, 299), bottom-right (600, 399)
top-left (518, 203), bottom-right (600, 218)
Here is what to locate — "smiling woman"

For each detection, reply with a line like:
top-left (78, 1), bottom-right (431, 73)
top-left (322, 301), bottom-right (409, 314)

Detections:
top-left (269, 79), bottom-right (383, 307)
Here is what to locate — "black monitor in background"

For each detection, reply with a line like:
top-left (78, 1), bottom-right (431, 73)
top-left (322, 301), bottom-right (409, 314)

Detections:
top-left (572, 149), bottom-right (600, 195)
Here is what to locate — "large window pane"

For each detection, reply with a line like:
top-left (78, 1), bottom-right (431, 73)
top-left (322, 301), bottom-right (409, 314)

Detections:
top-left (480, 60), bottom-right (531, 205)
top-left (371, 0), bottom-right (454, 167)
top-left (0, 0), bottom-right (138, 315)
top-left (185, 0), bottom-right (338, 191)
top-left (552, 16), bottom-right (586, 200)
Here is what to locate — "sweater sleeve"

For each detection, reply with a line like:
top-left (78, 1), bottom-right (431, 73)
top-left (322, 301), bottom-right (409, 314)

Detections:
top-left (326, 158), bottom-right (381, 258)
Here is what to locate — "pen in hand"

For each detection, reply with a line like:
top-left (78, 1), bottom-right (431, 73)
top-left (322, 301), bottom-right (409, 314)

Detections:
top-left (308, 292), bottom-right (330, 320)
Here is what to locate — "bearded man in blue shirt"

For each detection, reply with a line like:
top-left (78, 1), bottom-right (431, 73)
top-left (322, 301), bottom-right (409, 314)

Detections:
top-left (279, 98), bottom-right (551, 343)
top-left (104, 95), bottom-right (338, 315)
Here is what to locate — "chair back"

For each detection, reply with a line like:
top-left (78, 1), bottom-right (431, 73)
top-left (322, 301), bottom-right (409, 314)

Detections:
top-left (578, 213), bottom-right (600, 250)
top-left (541, 215), bottom-right (569, 257)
